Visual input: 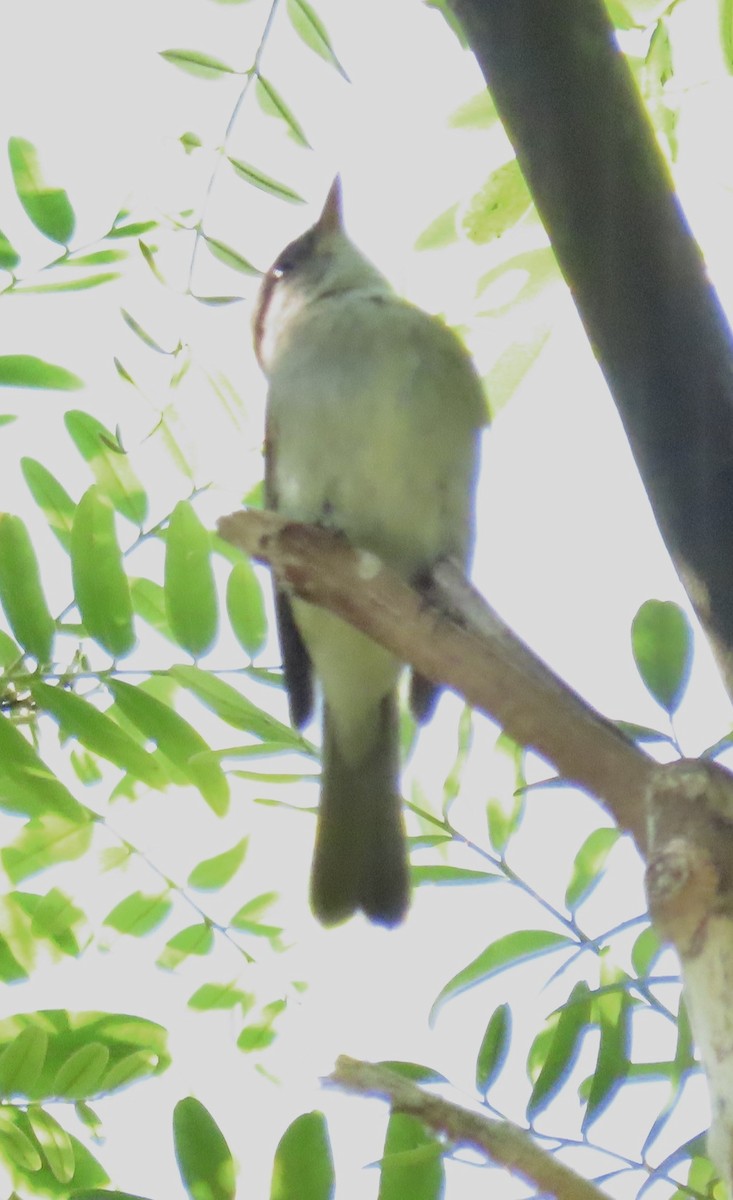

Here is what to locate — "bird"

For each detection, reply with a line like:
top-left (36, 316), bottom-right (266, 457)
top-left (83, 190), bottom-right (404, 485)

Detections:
top-left (252, 177), bottom-right (485, 927)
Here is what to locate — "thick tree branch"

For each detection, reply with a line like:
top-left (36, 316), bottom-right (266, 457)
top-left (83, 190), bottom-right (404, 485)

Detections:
top-left (218, 509), bottom-right (652, 849)
top-left (449, 0), bottom-right (733, 699)
top-left (326, 1056), bottom-right (611, 1200)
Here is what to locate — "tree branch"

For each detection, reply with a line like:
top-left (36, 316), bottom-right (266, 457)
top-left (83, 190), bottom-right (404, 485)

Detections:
top-left (217, 509), bottom-right (652, 849)
top-left (325, 1055), bottom-right (611, 1200)
top-left (449, 0), bottom-right (733, 701)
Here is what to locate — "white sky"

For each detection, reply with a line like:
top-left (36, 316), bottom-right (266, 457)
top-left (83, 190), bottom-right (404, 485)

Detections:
top-left (0, 0), bottom-right (732, 1197)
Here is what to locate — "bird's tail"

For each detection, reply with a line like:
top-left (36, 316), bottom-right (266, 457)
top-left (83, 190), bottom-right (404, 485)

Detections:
top-left (310, 692), bottom-right (409, 926)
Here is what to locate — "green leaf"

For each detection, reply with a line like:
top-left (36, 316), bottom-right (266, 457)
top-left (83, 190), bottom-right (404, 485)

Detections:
top-left (475, 1003), bottom-right (511, 1094)
top-left (107, 219), bottom-right (158, 239)
top-left (0, 1010), bottom-right (170, 1103)
top-left (412, 865), bottom-right (498, 886)
top-left (8, 137), bottom-right (76, 244)
top-left (0, 514), bottom-right (55, 662)
top-left (378, 1112), bottom-right (444, 1200)
top-left (27, 1105), bottom-right (75, 1182)
top-left (99, 1049), bottom-right (159, 1093)
top-left (22, 887), bottom-right (85, 955)
top-left (631, 599), bottom-right (693, 713)
top-left (0, 629), bottom-right (20, 665)
top-left (565, 827), bottom-right (620, 911)
top-left (376, 1062), bottom-right (447, 1083)
top-left (238, 999), bottom-right (286, 1053)
top-left (226, 557), bottom-right (267, 655)
top-left (721, 0), bottom-right (733, 72)
top-left (2, 814), bottom-right (93, 883)
top-left (0, 1106), bottom-right (43, 1170)
top-left (31, 681), bottom-right (168, 790)
top-left (71, 486), bottom-right (135, 658)
top-left (15, 271), bottom-right (120, 294)
top-left (228, 157), bottom-right (305, 203)
top-left (180, 131), bottom-right (203, 154)
top-left (229, 891), bottom-right (281, 939)
top-left (51, 1043), bottom-right (109, 1100)
top-left (188, 982), bottom-right (252, 1011)
top-left (188, 839), bottom-right (248, 890)
top-left (414, 203), bottom-right (459, 251)
top-left (483, 325), bottom-right (552, 417)
top-left (0, 1026), bottom-right (48, 1097)
top-left (477, 247), bottom-right (558, 312)
top-left (70, 1193), bottom-right (152, 1200)
top-left (205, 235), bottom-right (260, 276)
top-left (21, 457), bottom-right (76, 550)
top-left (462, 160), bottom-right (532, 243)
top-left (0, 354), bottom-right (82, 390)
top-left (158, 923), bottom-right (214, 970)
top-left (527, 981), bottom-right (591, 1116)
top-left (256, 76), bottom-right (311, 147)
top-left (129, 577), bottom-right (176, 642)
top-left (120, 308), bottom-right (170, 353)
top-left (0, 228), bottom-right (20, 269)
top-left (65, 410), bottom-right (148, 525)
top-left (270, 1111), bottom-right (334, 1200)
top-left (0, 716), bottom-right (87, 820)
top-left (165, 502), bottom-right (218, 657)
top-left (431, 930), bottom-right (572, 1019)
top-left (583, 968), bottom-right (632, 1126)
top-left (174, 1096), bottom-right (237, 1200)
top-left (105, 679), bottom-right (230, 814)
top-left (631, 924), bottom-right (661, 978)
top-left (64, 248), bottom-right (127, 266)
top-left (286, 0), bottom-right (349, 79)
top-left (160, 49), bottom-right (239, 79)
top-left (104, 891), bottom-right (173, 937)
top-left (448, 90), bottom-right (498, 129)
top-left (0, 934), bottom-right (28, 982)
top-left (170, 664), bottom-right (303, 745)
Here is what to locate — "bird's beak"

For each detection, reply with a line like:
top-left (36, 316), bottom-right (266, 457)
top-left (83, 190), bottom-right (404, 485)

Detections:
top-left (316, 176), bottom-right (344, 235)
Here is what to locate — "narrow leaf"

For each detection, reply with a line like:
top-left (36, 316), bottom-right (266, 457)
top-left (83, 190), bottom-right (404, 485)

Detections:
top-left (65, 410), bottom-right (148, 525)
top-left (0, 514), bottom-right (55, 661)
top-left (30, 681), bottom-right (168, 790)
top-left (270, 1111), bottom-right (334, 1200)
top-left (528, 981), bottom-right (592, 1116)
top-left (105, 679), bottom-right (229, 814)
top-left (15, 271), bottom-right (119, 294)
top-left (121, 308), bottom-right (170, 353)
top-left (431, 930), bottom-right (571, 1019)
top-left (286, 0), bottom-right (349, 79)
top-left (160, 48), bottom-right (239, 79)
top-left (170, 664), bottom-right (303, 745)
top-left (104, 891), bottom-right (172, 937)
top-left (21, 457), bottom-right (76, 549)
top-left (8, 137), bottom-right (76, 244)
top-left (0, 354), bottom-right (82, 390)
top-left (205, 235), bottom-right (260, 276)
top-left (631, 599), bottom-right (693, 713)
top-left (188, 839), bottom-right (248, 890)
top-left (0, 1027), bottom-right (48, 1097)
top-left (0, 229), bottom-right (20, 269)
top-left (129, 577), bottom-right (176, 642)
top-left (158, 923), bottom-right (214, 970)
top-left (565, 827), bottom-right (620, 911)
top-left (165, 502), bottom-right (218, 657)
top-left (71, 486), bottom-right (135, 658)
top-left (462, 160), bottom-right (532, 243)
top-left (256, 77), bottom-right (311, 147)
top-left (228, 157), bottom-right (305, 203)
top-left (51, 1044), bottom-right (109, 1100)
top-left (226, 557), bottom-right (267, 655)
top-left (174, 1096), bottom-right (236, 1200)
top-left (475, 1003), bottom-right (511, 1094)
top-left (0, 716), bottom-right (87, 821)
top-left (27, 1106), bottom-right (75, 1182)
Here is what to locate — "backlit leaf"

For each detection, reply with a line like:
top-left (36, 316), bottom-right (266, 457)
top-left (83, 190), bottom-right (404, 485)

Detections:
top-left (27, 1107), bottom-right (75, 1182)
top-left (21, 457), bottom-right (76, 549)
top-left (165, 502), bottom-right (218, 657)
top-left (174, 1096), bottom-right (236, 1200)
top-left (188, 839), bottom-right (248, 890)
top-left (104, 891), bottom-right (173, 937)
top-left (205, 236), bottom-right (259, 276)
top-left (270, 1111), bottom-right (334, 1200)
top-left (431, 930), bottom-right (571, 1019)
top-left (0, 354), bottom-right (82, 390)
top-left (8, 137), bottom-right (76, 244)
top-left (71, 487), bottom-right (135, 658)
top-left (631, 599), bottom-right (693, 713)
top-left (65, 410), bottom-right (148, 525)
top-left (226, 557), bottom-right (267, 655)
top-left (0, 514), bottom-right (55, 662)
top-left (286, 0), bottom-right (349, 79)
top-left (256, 77), bottom-right (311, 147)
top-left (378, 1112), bottom-right (443, 1200)
top-left (475, 1003), bottom-right (511, 1094)
top-left (228, 157), bottom-right (305, 203)
top-left (160, 49), bottom-right (238, 79)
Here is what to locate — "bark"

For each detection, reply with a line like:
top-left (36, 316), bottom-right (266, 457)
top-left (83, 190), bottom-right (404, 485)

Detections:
top-left (449, 0), bottom-right (733, 698)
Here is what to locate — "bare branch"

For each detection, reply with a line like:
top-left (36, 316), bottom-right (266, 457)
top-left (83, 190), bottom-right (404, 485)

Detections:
top-left (326, 1055), bottom-right (611, 1200)
top-left (218, 508), bottom-right (652, 849)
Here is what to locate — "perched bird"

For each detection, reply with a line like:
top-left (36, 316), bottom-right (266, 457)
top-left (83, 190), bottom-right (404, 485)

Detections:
top-left (253, 178), bottom-right (484, 926)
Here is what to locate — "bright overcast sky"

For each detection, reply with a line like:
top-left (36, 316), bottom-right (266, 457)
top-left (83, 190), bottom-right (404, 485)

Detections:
top-left (0, 1), bottom-right (732, 1197)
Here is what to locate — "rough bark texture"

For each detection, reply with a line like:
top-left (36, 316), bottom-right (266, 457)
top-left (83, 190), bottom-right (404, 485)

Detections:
top-left (449, 0), bottom-right (733, 696)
